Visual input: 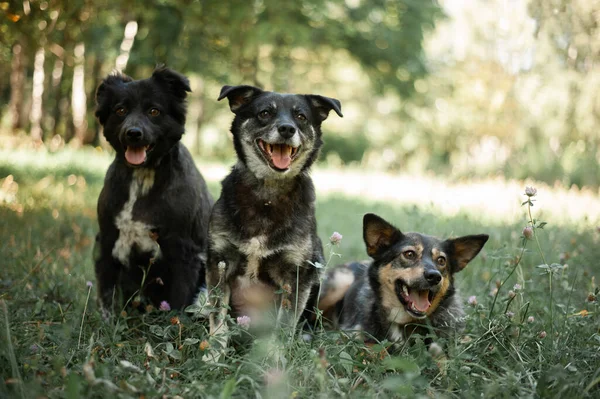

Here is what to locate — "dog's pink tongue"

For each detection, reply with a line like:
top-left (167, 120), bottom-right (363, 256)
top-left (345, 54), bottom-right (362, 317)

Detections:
top-left (409, 290), bottom-right (431, 312)
top-left (125, 146), bottom-right (146, 165)
top-left (271, 144), bottom-right (292, 169)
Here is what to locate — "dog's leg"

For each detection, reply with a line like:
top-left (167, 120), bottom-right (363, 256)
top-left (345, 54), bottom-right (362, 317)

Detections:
top-left (94, 256), bottom-right (120, 319)
top-left (277, 284), bottom-right (312, 331)
top-left (203, 261), bottom-right (231, 363)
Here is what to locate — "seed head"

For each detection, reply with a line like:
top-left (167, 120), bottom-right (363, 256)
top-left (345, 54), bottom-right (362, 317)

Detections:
top-left (467, 295), bottom-right (477, 306)
top-left (199, 340), bottom-right (210, 351)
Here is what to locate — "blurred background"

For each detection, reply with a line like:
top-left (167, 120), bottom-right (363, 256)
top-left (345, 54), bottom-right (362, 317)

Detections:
top-left (0, 0), bottom-right (599, 189)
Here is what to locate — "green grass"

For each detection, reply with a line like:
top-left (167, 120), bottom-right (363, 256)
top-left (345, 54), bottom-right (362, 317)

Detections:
top-left (1, 149), bottom-right (599, 398)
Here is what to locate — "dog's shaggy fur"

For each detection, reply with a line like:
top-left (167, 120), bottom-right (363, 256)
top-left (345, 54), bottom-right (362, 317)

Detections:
top-left (205, 85), bottom-right (342, 342)
top-left (93, 67), bottom-right (213, 313)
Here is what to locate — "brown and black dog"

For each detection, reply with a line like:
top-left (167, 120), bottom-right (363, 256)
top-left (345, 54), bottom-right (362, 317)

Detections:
top-left (319, 213), bottom-right (488, 347)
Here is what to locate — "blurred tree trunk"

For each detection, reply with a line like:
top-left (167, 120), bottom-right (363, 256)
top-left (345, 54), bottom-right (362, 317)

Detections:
top-left (88, 54), bottom-right (103, 146)
top-left (47, 54), bottom-right (64, 142)
top-left (194, 77), bottom-right (205, 155)
top-left (71, 42), bottom-right (87, 146)
top-left (62, 52), bottom-right (75, 144)
top-left (29, 47), bottom-right (45, 144)
top-left (9, 43), bottom-right (26, 132)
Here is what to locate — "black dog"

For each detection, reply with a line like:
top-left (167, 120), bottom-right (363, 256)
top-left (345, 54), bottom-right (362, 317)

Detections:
top-left (319, 213), bottom-right (488, 347)
top-left (204, 85), bottom-right (342, 350)
top-left (94, 67), bottom-right (213, 314)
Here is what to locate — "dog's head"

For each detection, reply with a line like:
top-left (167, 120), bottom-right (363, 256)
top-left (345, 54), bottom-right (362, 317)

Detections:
top-left (363, 213), bottom-right (488, 321)
top-left (218, 85), bottom-right (342, 179)
top-left (95, 66), bottom-right (191, 168)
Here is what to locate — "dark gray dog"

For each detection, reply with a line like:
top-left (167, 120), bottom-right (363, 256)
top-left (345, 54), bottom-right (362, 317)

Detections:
top-left (94, 67), bottom-right (213, 314)
top-left (205, 85), bottom-right (342, 348)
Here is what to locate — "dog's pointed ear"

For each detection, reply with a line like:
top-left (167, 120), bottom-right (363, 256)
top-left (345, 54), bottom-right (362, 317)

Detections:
top-left (363, 213), bottom-right (402, 258)
top-left (152, 66), bottom-right (191, 100)
top-left (306, 95), bottom-right (343, 122)
top-left (446, 234), bottom-right (489, 273)
top-left (95, 73), bottom-right (133, 125)
top-left (218, 85), bottom-right (264, 113)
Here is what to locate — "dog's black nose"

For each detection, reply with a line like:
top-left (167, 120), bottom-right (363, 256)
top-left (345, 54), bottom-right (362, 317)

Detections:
top-left (277, 124), bottom-right (296, 139)
top-left (126, 128), bottom-right (143, 141)
top-left (424, 269), bottom-right (442, 285)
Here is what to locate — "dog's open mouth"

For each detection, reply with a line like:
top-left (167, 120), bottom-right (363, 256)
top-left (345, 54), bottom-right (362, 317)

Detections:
top-left (395, 280), bottom-right (433, 319)
top-left (257, 139), bottom-right (299, 171)
top-left (125, 144), bottom-right (154, 166)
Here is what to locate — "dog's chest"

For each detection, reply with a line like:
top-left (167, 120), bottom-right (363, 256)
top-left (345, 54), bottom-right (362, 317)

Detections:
top-left (112, 169), bottom-right (160, 266)
top-left (236, 234), bottom-right (313, 284)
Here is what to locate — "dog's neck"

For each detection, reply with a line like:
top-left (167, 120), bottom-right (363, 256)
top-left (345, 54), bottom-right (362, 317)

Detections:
top-left (234, 160), bottom-right (310, 198)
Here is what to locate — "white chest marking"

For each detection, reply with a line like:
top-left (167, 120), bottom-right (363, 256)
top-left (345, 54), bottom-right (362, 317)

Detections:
top-left (112, 169), bottom-right (160, 266)
top-left (239, 235), bottom-right (269, 281)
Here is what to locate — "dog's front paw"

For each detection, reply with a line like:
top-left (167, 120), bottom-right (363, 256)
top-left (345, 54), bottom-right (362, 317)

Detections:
top-left (200, 334), bottom-right (229, 364)
top-left (428, 342), bottom-right (448, 376)
top-left (100, 306), bottom-right (112, 322)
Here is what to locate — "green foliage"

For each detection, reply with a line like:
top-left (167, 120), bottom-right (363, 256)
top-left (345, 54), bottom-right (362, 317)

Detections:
top-left (1, 150), bottom-right (599, 398)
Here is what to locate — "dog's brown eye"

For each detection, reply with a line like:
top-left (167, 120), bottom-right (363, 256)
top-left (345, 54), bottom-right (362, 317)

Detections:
top-left (116, 107), bottom-right (127, 116)
top-left (149, 108), bottom-right (160, 117)
top-left (404, 250), bottom-right (416, 260)
top-left (296, 113), bottom-right (306, 121)
top-left (259, 110), bottom-right (271, 118)
top-left (437, 257), bottom-right (446, 267)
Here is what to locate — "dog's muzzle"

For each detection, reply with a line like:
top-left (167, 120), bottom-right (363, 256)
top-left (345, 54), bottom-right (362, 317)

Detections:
top-left (122, 128), bottom-right (155, 166)
top-left (257, 139), bottom-right (299, 171)
top-left (394, 270), bottom-right (442, 318)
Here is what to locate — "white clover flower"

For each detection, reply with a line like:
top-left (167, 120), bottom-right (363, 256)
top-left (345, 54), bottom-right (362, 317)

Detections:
top-left (236, 315), bottom-right (251, 329)
top-left (329, 232), bottom-right (343, 245)
top-left (525, 186), bottom-right (537, 197)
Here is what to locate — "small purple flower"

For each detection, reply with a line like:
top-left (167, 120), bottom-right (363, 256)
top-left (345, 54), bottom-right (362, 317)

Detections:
top-left (329, 232), bottom-right (343, 245)
top-left (523, 226), bottom-right (533, 240)
top-left (467, 295), bottom-right (477, 306)
top-left (86, 281), bottom-right (93, 288)
top-left (30, 344), bottom-right (39, 353)
top-left (527, 316), bottom-right (535, 323)
top-left (506, 311), bottom-right (515, 319)
top-left (159, 301), bottom-right (171, 311)
top-left (237, 315), bottom-right (251, 329)
top-left (538, 331), bottom-right (547, 339)
top-left (525, 186), bottom-right (537, 197)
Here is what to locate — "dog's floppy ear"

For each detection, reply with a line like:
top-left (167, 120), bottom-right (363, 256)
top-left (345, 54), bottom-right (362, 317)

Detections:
top-left (152, 66), bottom-right (191, 100)
top-left (95, 73), bottom-right (133, 125)
top-left (218, 85), bottom-right (264, 113)
top-left (306, 95), bottom-right (343, 122)
top-left (446, 234), bottom-right (489, 273)
top-left (363, 213), bottom-right (402, 258)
